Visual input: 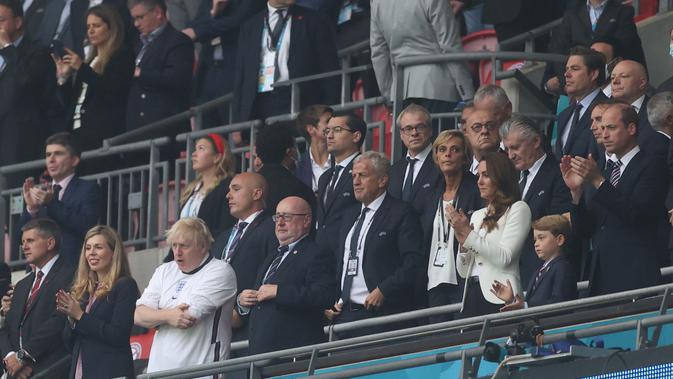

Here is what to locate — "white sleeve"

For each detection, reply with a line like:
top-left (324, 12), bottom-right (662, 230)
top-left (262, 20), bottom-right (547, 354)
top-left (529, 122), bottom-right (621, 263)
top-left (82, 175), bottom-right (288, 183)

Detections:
top-left (185, 263), bottom-right (237, 322)
top-left (462, 202), bottom-right (532, 268)
top-left (136, 264), bottom-right (165, 309)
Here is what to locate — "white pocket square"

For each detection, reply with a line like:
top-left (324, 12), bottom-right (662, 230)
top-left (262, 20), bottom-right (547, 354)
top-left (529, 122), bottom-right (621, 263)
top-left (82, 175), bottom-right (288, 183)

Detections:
top-left (422, 183), bottom-right (430, 188)
top-left (378, 231), bottom-right (387, 237)
top-left (538, 190), bottom-right (545, 196)
top-left (342, 192), bottom-right (351, 197)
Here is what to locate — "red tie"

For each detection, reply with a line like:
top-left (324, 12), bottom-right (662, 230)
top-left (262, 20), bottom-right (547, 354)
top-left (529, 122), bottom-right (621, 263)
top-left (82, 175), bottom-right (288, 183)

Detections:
top-left (24, 271), bottom-right (44, 316)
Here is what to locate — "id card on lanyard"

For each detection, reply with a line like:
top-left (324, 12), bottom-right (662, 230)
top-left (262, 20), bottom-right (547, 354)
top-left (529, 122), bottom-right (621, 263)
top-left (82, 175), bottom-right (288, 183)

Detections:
top-left (258, 13), bottom-right (289, 93)
top-left (433, 198), bottom-right (456, 267)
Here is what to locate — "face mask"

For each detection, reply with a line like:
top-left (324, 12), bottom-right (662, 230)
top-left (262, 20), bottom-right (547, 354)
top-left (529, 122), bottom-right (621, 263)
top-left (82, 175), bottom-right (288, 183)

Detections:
top-left (669, 43), bottom-right (673, 58)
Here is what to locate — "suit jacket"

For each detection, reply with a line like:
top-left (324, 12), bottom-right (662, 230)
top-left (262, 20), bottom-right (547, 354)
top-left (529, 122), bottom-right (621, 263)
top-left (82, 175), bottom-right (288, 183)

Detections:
top-left (457, 201), bottom-right (532, 304)
top-left (259, 163), bottom-right (316, 216)
top-left (546, 0), bottom-right (645, 82)
top-left (0, 257), bottom-right (75, 378)
top-left (247, 237), bottom-right (336, 355)
top-left (232, 5), bottom-right (339, 122)
top-left (315, 157), bottom-right (358, 254)
top-left (335, 195), bottom-right (424, 310)
top-left (18, 177), bottom-right (101, 265)
top-left (0, 37), bottom-right (59, 165)
top-left (571, 150), bottom-right (666, 295)
top-left (63, 276), bottom-right (139, 379)
top-left (388, 153), bottom-right (443, 214)
top-left (23, 0), bottom-right (66, 48)
top-left (60, 46), bottom-right (134, 151)
top-left (294, 151), bottom-right (313, 191)
top-left (126, 23), bottom-right (194, 133)
top-left (520, 154), bottom-right (573, 285)
top-left (555, 91), bottom-right (605, 158)
top-left (370, 0), bottom-right (473, 103)
top-left (181, 177), bottom-right (237, 236)
top-left (525, 256), bottom-right (578, 307)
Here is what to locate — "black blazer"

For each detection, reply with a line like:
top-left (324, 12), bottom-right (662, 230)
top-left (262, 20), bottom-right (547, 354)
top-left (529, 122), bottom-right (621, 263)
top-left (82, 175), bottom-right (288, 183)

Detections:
top-left (555, 91), bottom-right (605, 158)
top-left (0, 257), bottom-right (75, 378)
top-left (63, 277), bottom-right (139, 379)
top-left (546, 0), bottom-right (646, 82)
top-left (294, 151), bottom-right (313, 191)
top-left (259, 163), bottom-right (316, 216)
top-left (126, 23), bottom-right (194, 133)
top-left (315, 157), bottom-right (359, 254)
top-left (247, 237), bottom-right (336, 355)
top-left (60, 46), bottom-right (134, 151)
top-left (388, 153), bottom-right (443, 214)
top-left (0, 37), bottom-right (59, 165)
top-left (232, 4), bottom-right (339, 122)
top-left (180, 177), bottom-right (237, 236)
top-left (18, 177), bottom-right (101, 265)
top-left (335, 195), bottom-right (424, 310)
top-left (525, 256), bottom-right (578, 307)
top-left (520, 154), bottom-right (573, 285)
top-left (571, 150), bottom-right (666, 295)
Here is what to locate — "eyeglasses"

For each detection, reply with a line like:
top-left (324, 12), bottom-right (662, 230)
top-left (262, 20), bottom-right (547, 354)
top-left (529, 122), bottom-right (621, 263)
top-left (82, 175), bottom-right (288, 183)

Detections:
top-left (132, 8), bottom-right (154, 22)
top-left (272, 213), bottom-right (308, 223)
top-left (469, 122), bottom-right (498, 133)
top-left (323, 126), bottom-right (354, 136)
top-left (399, 124), bottom-right (429, 136)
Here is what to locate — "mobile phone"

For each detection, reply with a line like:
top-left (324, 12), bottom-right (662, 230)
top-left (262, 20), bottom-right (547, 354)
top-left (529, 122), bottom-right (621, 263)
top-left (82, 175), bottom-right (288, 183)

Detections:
top-left (49, 40), bottom-right (66, 58)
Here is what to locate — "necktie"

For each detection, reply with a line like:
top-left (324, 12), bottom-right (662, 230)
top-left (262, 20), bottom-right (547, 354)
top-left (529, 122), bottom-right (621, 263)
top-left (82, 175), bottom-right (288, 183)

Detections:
top-left (609, 160), bottom-right (623, 187)
top-left (518, 169), bottom-right (530, 196)
top-left (325, 165), bottom-right (342, 205)
top-left (263, 245), bottom-right (289, 284)
top-left (402, 157), bottom-right (417, 202)
top-left (53, 184), bottom-right (62, 201)
top-left (268, 10), bottom-right (287, 51)
top-left (222, 222), bottom-right (249, 260)
top-left (341, 207), bottom-right (369, 303)
top-left (532, 265), bottom-right (548, 293)
top-left (24, 271), bottom-right (44, 317)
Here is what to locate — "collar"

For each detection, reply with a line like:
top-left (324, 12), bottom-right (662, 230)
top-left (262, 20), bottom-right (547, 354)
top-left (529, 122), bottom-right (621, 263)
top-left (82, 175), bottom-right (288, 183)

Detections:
top-left (362, 191), bottom-right (386, 211)
top-left (336, 151), bottom-right (359, 168)
top-left (37, 254), bottom-right (60, 277)
top-left (541, 255), bottom-right (559, 270)
top-left (616, 145), bottom-right (639, 167)
top-left (241, 209), bottom-right (264, 225)
top-left (181, 254), bottom-right (213, 275)
top-left (577, 87), bottom-right (601, 109)
top-left (586, 0), bottom-right (608, 10)
top-left (524, 153), bottom-right (547, 180)
top-left (310, 149), bottom-right (330, 169)
top-left (13, 35), bottom-right (24, 48)
top-left (283, 234), bottom-right (307, 252)
top-left (141, 22), bottom-right (167, 44)
top-left (631, 95), bottom-right (646, 113)
top-left (470, 157), bottom-right (479, 173)
top-left (407, 143), bottom-right (432, 163)
top-left (267, 3), bottom-right (290, 14)
top-left (657, 130), bottom-right (672, 140)
top-left (52, 173), bottom-right (75, 192)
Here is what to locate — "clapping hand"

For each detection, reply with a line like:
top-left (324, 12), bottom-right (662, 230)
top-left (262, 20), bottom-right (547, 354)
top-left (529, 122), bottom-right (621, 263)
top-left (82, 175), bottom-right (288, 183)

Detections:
top-left (55, 289), bottom-right (84, 320)
top-left (446, 203), bottom-right (472, 243)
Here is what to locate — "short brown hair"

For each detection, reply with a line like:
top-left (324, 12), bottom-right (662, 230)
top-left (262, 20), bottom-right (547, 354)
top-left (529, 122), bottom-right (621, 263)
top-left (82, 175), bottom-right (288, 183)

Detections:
top-left (532, 215), bottom-right (571, 240)
top-left (296, 104), bottom-right (333, 142)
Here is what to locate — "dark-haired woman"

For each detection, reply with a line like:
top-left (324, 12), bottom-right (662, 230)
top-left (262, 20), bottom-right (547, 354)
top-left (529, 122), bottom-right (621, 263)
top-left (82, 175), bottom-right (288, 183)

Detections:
top-left (451, 152), bottom-right (531, 317)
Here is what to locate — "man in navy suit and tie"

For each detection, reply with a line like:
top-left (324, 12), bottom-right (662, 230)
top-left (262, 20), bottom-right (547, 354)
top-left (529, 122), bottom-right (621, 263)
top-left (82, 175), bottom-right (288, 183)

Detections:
top-left (238, 196), bottom-right (336, 354)
top-left (325, 151), bottom-right (423, 338)
top-left (501, 115), bottom-right (573, 285)
top-left (562, 102), bottom-right (666, 295)
top-left (387, 104), bottom-right (442, 213)
top-left (17, 133), bottom-right (100, 264)
top-left (555, 46), bottom-right (606, 159)
top-left (315, 112), bottom-right (366, 254)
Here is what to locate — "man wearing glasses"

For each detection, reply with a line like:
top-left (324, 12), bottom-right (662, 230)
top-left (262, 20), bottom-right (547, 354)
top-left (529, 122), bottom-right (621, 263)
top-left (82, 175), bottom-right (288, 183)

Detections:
top-left (464, 109), bottom-right (502, 175)
top-left (387, 104), bottom-right (442, 213)
top-left (315, 112), bottom-right (367, 254)
top-left (237, 196), bottom-right (336, 354)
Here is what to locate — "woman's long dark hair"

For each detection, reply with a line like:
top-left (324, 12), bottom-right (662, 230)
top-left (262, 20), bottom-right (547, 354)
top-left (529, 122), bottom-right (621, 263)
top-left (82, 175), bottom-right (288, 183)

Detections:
top-left (480, 152), bottom-right (520, 232)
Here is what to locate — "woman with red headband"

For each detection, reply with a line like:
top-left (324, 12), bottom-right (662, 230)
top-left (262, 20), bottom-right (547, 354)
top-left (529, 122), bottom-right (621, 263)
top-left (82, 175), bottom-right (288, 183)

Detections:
top-left (179, 133), bottom-right (236, 236)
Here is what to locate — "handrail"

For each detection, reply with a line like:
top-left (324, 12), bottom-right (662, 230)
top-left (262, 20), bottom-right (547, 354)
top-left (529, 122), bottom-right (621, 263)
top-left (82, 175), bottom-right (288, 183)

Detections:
top-left (137, 282), bottom-right (673, 379)
top-left (337, 40), bottom-right (370, 58)
top-left (273, 64), bottom-right (372, 87)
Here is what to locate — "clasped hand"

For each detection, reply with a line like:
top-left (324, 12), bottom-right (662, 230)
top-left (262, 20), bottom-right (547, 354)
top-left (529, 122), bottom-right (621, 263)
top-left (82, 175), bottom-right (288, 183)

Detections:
top-left (238, 284), bottom-right (278, 307)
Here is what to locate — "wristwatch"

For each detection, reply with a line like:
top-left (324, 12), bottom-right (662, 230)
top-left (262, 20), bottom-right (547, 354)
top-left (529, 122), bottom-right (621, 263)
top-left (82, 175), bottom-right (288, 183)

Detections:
top-left (16, 349), bottom-right (35, 364)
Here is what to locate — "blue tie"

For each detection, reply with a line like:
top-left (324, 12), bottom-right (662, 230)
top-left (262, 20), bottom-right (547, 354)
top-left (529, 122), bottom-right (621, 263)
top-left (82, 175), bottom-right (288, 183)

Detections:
top-left (263, 245), bottom-right (289, 284)
top-left (402, 157), bottom-right (417, 202)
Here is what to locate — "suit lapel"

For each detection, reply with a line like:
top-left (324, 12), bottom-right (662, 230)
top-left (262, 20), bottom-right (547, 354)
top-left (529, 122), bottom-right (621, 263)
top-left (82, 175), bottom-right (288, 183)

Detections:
top-left (616, 150), bottom-right (643, 190)
top-left (61, 177), bottom-right (78, 204)
top-left (523, 155), bottom-right (549, 203)
top-left (273, 238), bottom-right (307, 279)
top-left (23, 257), bottom-right (62, 320)
top-left (363, 196), bottom-right (390, 266)
top-left (324, 159), bottom-right (355, 211)
top-left (410, 157), bottom-right (435, 197)
top-left (228, 214), bottom-right (265, 262)
top-left (577, 3), bottom-right (592, 36)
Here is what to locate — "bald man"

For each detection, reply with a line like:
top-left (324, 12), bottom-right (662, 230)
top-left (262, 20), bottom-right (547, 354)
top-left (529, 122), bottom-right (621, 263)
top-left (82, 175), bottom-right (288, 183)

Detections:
top-left (238, 196), bottom-right (336, 354)
top-left (611, 60), bottom-right (667, 160)
top-left (211, 172), bottom-right (277, 346)
top-left (463, 109), bottom-right (502, 174)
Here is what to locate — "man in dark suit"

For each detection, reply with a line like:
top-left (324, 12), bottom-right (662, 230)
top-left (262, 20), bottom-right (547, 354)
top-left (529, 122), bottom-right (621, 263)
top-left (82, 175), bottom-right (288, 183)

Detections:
top-left (238, 196), bottom-right (336, 355)
top-left (555, 47), bottom-right (606, 159)
top-left (256, 125), bottom-right (316, 214)
top-left (211, 172), bottom-right (276, 345)
top-left (0, 219), bottom-right (74, 379)
top-left (543, 0), bottom-right (645, 94)
top-left (126, 0), bottom-right (194, 133)
top-left (0, 0), bottom-right (60, 167)
top-left (315, 112), bottom-right (366, 254)
top-left (17, 133), bottom-right (101, 264)
top-left (562, 102), bottom-right (666, 295)
top-left (182, 0), bottom-right (266, 127)
top-left (325, 151), bottom-right (423, 338)
top-left (501, 115), bottom-right (573, 285)
top-left (295, 104), bottom-right (333, 194)
top-left (388, 104), bottom-right (442, 214)
top-left (232, 0), bottom-right (339, 122)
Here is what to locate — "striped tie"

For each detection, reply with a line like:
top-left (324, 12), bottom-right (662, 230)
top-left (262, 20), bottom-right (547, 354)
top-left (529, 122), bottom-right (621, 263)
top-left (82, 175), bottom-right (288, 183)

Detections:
top-left (609, 160), bottom-right (623, 187)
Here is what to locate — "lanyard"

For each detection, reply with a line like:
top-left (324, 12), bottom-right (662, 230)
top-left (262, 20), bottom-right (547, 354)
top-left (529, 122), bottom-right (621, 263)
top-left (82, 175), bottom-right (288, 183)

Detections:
top-left (264, 11), bottom-right (290, 52)
top-left (438, 196), bottom-right (459, 243)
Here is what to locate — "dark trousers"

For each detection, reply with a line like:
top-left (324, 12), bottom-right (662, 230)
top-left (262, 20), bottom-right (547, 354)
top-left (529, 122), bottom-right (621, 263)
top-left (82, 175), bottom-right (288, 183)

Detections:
top-left (251, 87), bottom-right (291, 122)
top-left (199, 60), bottom-right (234, 128)
top-left (460, 276), bottom-right (501, 318)
top-left (427, 278), bottom-right (465, 324)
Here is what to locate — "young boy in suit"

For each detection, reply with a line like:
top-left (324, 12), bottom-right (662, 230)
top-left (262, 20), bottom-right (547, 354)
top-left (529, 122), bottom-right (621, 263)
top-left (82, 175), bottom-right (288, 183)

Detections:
top-left (491, 215), bottom-right (578, 311)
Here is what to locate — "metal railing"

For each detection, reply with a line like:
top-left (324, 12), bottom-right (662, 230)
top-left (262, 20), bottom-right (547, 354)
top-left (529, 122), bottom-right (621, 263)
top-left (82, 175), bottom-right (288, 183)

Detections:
top-left (0, 138), bottom-right (171, 260)
top-left (137, 282), bottom-right (673, 379)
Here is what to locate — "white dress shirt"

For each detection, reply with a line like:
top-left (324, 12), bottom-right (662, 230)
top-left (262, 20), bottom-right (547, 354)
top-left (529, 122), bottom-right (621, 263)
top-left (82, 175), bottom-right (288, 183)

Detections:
top-left (403, 144), bottom-right (432, 186)
top-left (309, 150), bottom-right (330, 193)
top-left (520, 154), bottom-right (546, 199)
top-left (259, 3), bottom-right (292, 91)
